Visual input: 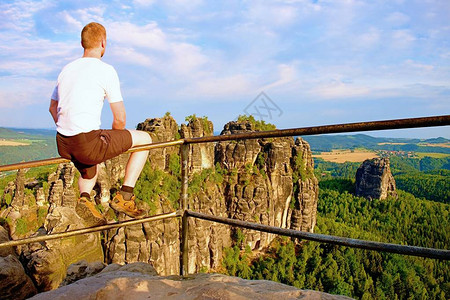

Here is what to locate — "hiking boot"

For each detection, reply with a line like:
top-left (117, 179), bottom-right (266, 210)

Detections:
top-left (76, 196), bottom-right (107, 227)
top-left (110, 192), bottom-right (145, 218)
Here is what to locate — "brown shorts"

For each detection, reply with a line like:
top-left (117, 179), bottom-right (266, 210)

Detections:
top-left (56, 129), bottom-right (132, 179)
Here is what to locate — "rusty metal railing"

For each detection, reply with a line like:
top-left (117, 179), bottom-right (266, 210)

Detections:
top-left (0, 115), bottom-right (449, 276)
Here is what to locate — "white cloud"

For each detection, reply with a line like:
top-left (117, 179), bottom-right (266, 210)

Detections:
top-left (110, 47), bottom-right (153, 67)
top-left (247, 4), bottom-right (299, 28)
top-left (133, 0), bottom-right (157, 7)
top-left (262, 63), bottom-right (298, 91)
top-left (385, 12), bottom-right (410, 26)
top-left (404, 59), bottom-right (434, 72)
top-left (391, 29), bottom-right (416, 48)
top-left (59, 11), bottom-right (83, 30)
top-left (108, 22), bottom-right (167, 51)
top-left (180, 74), bottom-right (253, 98)
top-left (354, 27), bottom-right (381, 49)
top-left (0, 76), bottom-right (54, 108)
top-left (0, 0), bottom-right (51, 32)
top-left (0, 34), bottom-right (78, 76)
top-left (310, 80), bottom-right (370, 99)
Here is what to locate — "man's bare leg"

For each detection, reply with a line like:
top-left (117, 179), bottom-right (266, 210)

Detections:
top-left (123, 130), bottom-right (152, 188)
top-left (78, 165), bottom-right (98, 196)
top-left (76, 165), bottom-right (105, 226)
top-left (110, 130), bottom-right (151, 218)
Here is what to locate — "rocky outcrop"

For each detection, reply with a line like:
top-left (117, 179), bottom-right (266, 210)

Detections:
top-left (180, 117), bottom-right (215, 173)
top-left (289, 138), bottom-right (319, 233)
top-left (355, 158), bottom-right (398, 200)
top-left (104, 199), bottom-right (180, 276)
top-left (21, 206), bottom-right (104, 291)
top-left (29, 262), bottom-right (353, 300)
top-left (215, 120), bottom-right (318, 249)
top-left (95, 154), bottom-right (129, 205)
top-left (137, 115), bottom-right (179, 171)
top-left (180, 117), bottom-right (232, 273)
top-left (11, 169), bottom-right (26, 207)
top-left (0, 255), bottom-right (37, 300)
top-left (0, 226), bottom-right (37, 300)
top-left (9, 163), bottom-right (104, 292)
top-left (105, 115), bottom-right (181, 276)
top-left (60, 260), bottom-right (106, 287)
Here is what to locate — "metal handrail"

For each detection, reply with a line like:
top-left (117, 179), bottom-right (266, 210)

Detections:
top-left (187, 210), bottom-right (450, 260)
top-left (184, 115), bottom-right (450, 144)
top-left (1, 115), bottom-right (448, 172)
top-left (0, 211), bottom-right (181, 248)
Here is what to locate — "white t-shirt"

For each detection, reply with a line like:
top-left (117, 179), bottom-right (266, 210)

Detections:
top-left (52, 57), bottom-right (123, 136)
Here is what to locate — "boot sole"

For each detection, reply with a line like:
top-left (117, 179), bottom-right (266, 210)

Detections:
top-left (110, 201), bottom-right (145, 219)
top-left (76, 202), bottom-right (107, 227)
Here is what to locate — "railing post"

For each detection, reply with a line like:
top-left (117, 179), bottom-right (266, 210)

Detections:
top-left (179, 143), bottom-right (189, 276)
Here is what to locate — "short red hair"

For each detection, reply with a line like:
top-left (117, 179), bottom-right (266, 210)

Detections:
top-left (81, 22), bottom-right (106, 49)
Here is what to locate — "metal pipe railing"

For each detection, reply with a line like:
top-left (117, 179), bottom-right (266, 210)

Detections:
top-left (184, 115), bottom-right (450, 144)
top-left (0, 211), bottom-right (180, 249)
top-left (1, 115), bottom-right (448, 172)
top-left (0, 139), bottom-right (185, 172)
top-left (179, 144), bottom-right (190, 276)
top-left (186, 210), bottom-right (450, 260)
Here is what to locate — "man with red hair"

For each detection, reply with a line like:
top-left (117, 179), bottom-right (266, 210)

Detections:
top-left (49, 22), bottom-right (150, 225)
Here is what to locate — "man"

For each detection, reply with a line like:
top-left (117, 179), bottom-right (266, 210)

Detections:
top-left (49, 22), bottom-right (152, 225)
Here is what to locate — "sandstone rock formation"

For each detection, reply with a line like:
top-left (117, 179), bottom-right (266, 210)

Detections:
top-left (103, 116), bottom-right (318, 274)
top-left (29, 262), bottom-right (353, 300)
top-left (21, 206), bottom-right (104, 291)
top-left (0, 226), bottom-right (37, 300)
top-left (355, 158), bottom-right (398, 200)
top-left (60, 260), bottom-right (106, 286)
top-left (106, 115), bottom-right (181, 276)
top-left (215, 120), bottom-right (318, 250)
top-left (0, 255), bottom-right (37, 300)
top-left (6, 163), bottom-right (105, 292)
top-left (137, 115), bottom-right (180, 171)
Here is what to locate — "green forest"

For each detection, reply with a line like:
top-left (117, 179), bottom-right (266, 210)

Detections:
top-left (314, 156), bottom-right (450, 204)
top-left (0, 128), bottom-right (58, 165)
top-left (220, 153), bottom-right (449, 299)
top-left (303, 134), bottom-right (450, 153)
top-left (222, 183), bottom-right (449, 299)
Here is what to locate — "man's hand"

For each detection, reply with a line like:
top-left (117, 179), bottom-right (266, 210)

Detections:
top-left (110, 101), bottom-right (126, 130)
top-left (49, 99), bottom-right (58, 124)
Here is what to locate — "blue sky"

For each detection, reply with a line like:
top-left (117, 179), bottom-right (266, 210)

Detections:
top-left (0, 0), bottom-right (449, 138)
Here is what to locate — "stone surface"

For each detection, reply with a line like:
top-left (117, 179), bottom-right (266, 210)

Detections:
top-left (355, 158), bottom-right (398, 200)
top-left (136, 115), bottom-right (179, 171)
top-left (104, 117), bottom-right (318, 273)
top-left (60, 260), bottom-right (106, 286)
top-left (11, 168), bottom-right (26, 208)
top-left (48, 163), bottom-right (77, 209)
top-left (0, 255), bottom-right (37, 300)
top-left (21, 206), bottom-right (104, 291)
top-left (0, 226), bottom-right (15, 257)
top-left (180, 117), bottom-right (215, 173)
top-left (215, 120), bottom-right (318, 249)
top-left (30, 265), bottom-right (353, 300)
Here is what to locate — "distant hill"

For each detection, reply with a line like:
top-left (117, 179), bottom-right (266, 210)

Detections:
top-left (0, 127), bottom-right (58, 165)
top-left (301, 134), bottom-right (450, 153)
top-left (0, 127), bottom-right (56, 140)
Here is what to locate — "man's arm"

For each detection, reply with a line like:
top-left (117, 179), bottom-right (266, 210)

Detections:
top-left (110, 101), bottom-right (126, 130)
top-left (49, 99), bottom-right (58, 124)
